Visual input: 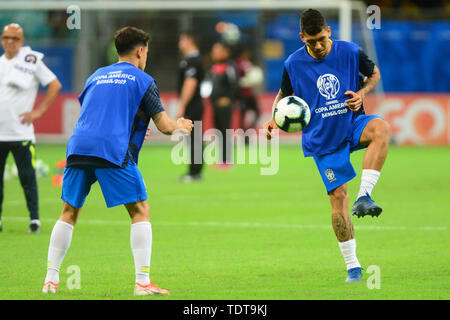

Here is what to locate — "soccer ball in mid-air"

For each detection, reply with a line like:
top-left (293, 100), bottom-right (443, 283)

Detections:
top-left (273, 96), bottom-right (311, 133)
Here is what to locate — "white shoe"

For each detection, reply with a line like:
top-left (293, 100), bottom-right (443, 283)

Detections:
top-left (29, 221), bottom-right (41, 233)
top-left (42, 281), bottom-right (58, 294)
top-left (179, 174), bottom-right (202, 183)
top-left (134, 282), bottom-right (170, 296)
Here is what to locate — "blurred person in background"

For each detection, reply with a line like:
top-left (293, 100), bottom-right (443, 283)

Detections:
top-left (234, 45), bottom-right (263, 133)
top-left (176, 31), bottom-right (205, 182)
top-left (0, 23), bottom-right (62, 233)
top-left (209, 41), bottom-right (239, 169)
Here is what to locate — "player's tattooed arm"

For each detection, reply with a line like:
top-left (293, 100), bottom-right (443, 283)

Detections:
top-left (152, 112), bottom-right (163, 125)
top-left (152, 111), bottom-right (171, 134)
top-left (345, 65), bottom-right (381, 111)
top-left (152, 111), bottom-right (193, 135)
top-left (359, 65), bottom-right (381, 98)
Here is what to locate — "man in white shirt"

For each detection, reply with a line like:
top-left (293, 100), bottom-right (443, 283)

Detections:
top-left (0, 23), bottom-right (62, 233)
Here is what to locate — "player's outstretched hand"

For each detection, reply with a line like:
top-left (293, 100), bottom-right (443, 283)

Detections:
top-left (345, 90), bottom-right (363, 111)
top-left (176, 117), bottom-right (194, 135)
top-left (263, 119), bottom-right (277, 140)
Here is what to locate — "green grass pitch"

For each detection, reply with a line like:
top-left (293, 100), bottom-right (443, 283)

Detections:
top-left (0, 144), bottom-right (448, 300)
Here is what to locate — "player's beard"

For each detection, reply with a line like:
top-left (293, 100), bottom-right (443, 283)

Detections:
top-left (316, 50), bottom-right (325, 58)
top-left (313, 48), bottom-right (328, 59)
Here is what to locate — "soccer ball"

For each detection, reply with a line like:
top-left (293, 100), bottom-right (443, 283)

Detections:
top-left (273, 96), bottom-right (311, 133)
top-left (35, 159), bottom-right (50, 178)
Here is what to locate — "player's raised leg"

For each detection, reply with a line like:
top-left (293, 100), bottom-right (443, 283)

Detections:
top-left (329, 184), bottom-right (362, 282)
top-left (352, 118), bottom-right (391, 218)
top-left (42, 201), bottom-right (81, 293)
top-left (125, 200), bottom-right (170, 296)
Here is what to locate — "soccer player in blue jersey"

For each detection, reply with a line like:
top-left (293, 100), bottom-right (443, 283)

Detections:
top-left (264, 9), bottom-right (391, 282)
top-left (42, 27), bottom-right (193, 295)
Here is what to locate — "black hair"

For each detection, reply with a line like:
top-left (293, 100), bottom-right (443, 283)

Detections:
top-left (114, 26), bottom-right (150, 56)
top-left (180, 30), bottom-right (200, 47)
top-left (300, 9), bottom-right (328, 36)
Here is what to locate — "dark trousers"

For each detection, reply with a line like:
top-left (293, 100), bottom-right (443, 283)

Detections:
top-left (184, 102), bottom-right (204, 175)
top-left (212, 102), bottom-right (233, 164)
top-left (0, 141), bottom-right (39, 220)
top-left (239, 95), bottom-right (260, 129)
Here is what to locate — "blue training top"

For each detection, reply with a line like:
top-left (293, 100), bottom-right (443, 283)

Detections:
top-left (66, 62), bottom-right (164, 167)
top-left (284, 40), bottom-right (360, 157)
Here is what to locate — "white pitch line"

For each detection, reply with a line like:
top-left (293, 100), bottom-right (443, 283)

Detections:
top-left (3, 198), bottom-right (60, 206)
top-left (2, 216), bottom-right (447, 232)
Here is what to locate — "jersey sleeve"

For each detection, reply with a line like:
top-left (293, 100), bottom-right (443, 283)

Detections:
top-left (280, 67), bottom-right (294, 95)
top-left (141, 81), bottom-right (165, 117)
top-left (35, 59), bottom-right (57, 86)
top-left (184, 60), bottom-right (199, 79)
top-left (359, 49), bottom-right (375, 77)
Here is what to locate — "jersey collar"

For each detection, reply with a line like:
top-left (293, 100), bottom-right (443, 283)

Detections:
top-left (306, 39), bottom-right (333, 60)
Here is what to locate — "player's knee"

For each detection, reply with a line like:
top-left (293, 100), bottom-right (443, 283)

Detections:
top-left (141, 201), bottom-right (150, 220)
top-left (132, 211), bottom-right (150, 223)
top-left (373, 119), bottom-right (391, 143)
top-left (127, 201), bottom-right (150, 222)
top-left (61, 202), bottom-right (80, 225)
top-left (329, 187), bottom-right (347, 203)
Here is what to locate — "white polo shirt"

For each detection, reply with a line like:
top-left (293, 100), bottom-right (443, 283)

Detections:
top-left (0, 48), bottom-right (56, 142)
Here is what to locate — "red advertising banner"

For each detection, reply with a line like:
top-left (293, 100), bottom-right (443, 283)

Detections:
top-left (33, 93), bottom-right (449, 145)
top-left (364, 95), bottom-right (449, 145)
